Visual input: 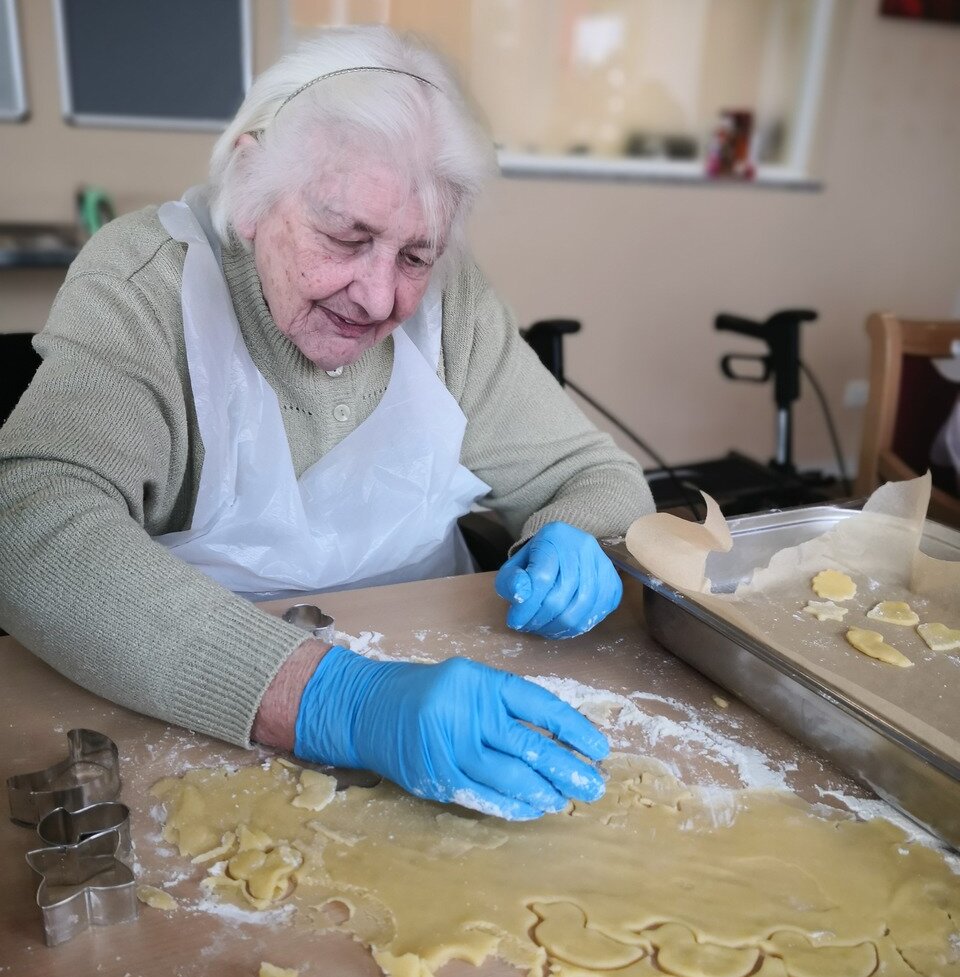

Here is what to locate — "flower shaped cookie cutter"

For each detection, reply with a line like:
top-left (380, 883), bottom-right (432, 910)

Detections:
top-left (25, 830), bottom-right (138, 946)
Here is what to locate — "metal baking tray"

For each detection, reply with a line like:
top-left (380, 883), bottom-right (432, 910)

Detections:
top-left (604, 504), bottom-right (960, 851)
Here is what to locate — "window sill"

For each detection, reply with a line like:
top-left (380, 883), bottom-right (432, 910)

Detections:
top-left (497, 151), bottom-right (822, 192)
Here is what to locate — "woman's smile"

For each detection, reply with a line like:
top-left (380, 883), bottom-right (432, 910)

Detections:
top-left (315, 303), bottom-right (379, 338)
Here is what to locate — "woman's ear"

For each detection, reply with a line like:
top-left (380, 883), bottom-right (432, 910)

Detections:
top-left (233, 133), bottom-right (260, 242)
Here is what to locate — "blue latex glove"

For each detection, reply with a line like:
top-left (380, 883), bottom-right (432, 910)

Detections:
top-left (495, 521), bottom-right (623, 638)
top-left (294, 645), bottom-right (609, 820)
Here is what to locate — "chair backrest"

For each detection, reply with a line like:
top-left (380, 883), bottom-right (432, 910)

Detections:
top-left (1, 332), bottom-right (43, 425)
top-left (856, 312), bottom-right (960, 527)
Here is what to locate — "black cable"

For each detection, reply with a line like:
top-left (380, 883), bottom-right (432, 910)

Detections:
top-left (564, 378), bottom-right (705, 521)
top-left (800, 360), bottom-right (852, 496)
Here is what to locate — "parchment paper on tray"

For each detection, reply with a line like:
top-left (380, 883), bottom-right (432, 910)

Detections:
top-left (625, 474), bottom-right (960, 766)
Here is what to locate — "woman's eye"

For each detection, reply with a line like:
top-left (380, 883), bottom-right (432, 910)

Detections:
top-left (328, 235), bottom-right (365, 250)
top-left (402, 252), bottom-right (431, 269)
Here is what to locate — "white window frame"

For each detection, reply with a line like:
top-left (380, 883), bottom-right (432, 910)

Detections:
top-left (283, 0), bottom-right (837, 189)
top-left (497, 0), bottom-right (835, 188)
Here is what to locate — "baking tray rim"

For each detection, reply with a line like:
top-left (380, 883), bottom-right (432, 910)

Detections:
top-left (602, 506), bottom-right (960, 784)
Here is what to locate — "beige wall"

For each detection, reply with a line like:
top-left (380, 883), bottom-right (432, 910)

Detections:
top-left (2, 2), bottom-right (959, 476)
top-left (468, 2), bottom-right (960, 473)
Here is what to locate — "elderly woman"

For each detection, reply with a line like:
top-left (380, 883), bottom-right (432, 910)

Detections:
top-left (0, 26), bottom-right (653, 820)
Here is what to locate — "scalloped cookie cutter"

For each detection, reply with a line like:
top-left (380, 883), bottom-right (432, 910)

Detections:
top-left (25, 830), bottom-right (138, 946)
top-left (6, 728), bottom-right (121, 826)
top-left (282, 603), bottom-right (336, 642)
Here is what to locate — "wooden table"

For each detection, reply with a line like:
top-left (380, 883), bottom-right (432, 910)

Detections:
top-left (0, 572), bottom-right (868, 976)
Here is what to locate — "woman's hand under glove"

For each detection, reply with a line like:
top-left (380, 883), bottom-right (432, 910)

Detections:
top-left (294, 646), bottom-right (609, 820)
top-left (494, 521), bottom-right (623, 638)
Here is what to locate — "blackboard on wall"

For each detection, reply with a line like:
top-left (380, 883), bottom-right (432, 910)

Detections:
top-left (54, 0), bottom-right (251, 130)
top-left (0, 0), bottom-right (28, 121)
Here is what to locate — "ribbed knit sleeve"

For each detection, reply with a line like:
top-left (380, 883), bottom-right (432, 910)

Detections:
top-left (0, 229), bottom-right (311, 747)
top-left (442, 262), bottom-right (655, 542)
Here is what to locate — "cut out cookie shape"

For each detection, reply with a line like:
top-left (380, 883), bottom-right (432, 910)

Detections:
top-left (917, 622), bottom-right (960, 652)
top-left (845, 628), bottom-right (913, 668)
top-left (650, 922), bottom-right (758, 977)
top-left (811, 569), bottom-right (856, 601)
top-left (802, 600), bottom-right (848, 622)
top-left (203, 842), bottom-right (303, 910)
top-left (865, 601), bottom-right (920, 627)
top-left (765, 931), bottom-right (877, 977)
top-left (530, 901), bottom-right (647, 970)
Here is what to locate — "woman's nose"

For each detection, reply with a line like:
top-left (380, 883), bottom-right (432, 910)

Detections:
top-left (347, 251), bottom-right (397, 322)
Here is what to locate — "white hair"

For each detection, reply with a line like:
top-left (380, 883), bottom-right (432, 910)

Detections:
top-left (208, 25), bottom-right (497, 275)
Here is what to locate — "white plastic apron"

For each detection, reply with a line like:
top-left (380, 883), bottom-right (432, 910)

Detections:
top-left (154, 191), bottom-right (489, 595)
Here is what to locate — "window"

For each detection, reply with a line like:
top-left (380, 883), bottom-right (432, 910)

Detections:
top-left (286, 0), bottom-right (836, 185)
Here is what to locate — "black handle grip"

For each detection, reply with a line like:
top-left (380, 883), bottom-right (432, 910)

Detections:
top-left (523, 319), bottom-right (582, 385)
top-left (525, 319), bottom-right (582, 341)
top-left (721, 353), bottom-right (770, 383)
top-left (715, 308), bottom-right (818, 409)
top-left (715, 314), bottom-right (766, 340)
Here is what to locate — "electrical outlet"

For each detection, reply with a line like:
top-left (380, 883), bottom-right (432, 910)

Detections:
top-left (843, 379), bottom-right (870, 409)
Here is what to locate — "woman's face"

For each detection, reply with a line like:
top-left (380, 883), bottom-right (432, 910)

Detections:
top-left (241, 154), bottom-right (443, 369)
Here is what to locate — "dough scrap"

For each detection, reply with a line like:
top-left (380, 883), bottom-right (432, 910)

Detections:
top-left (136, 884), bottom-right (178, 911)
top-left (290, 768), bottom-right (337, 812)
top-left (810, 569), bottom-right (856, 601)
top-left (259, 964), bottom-right (299, 977)
top-left (190, 830), bottom-right (236, 864)
top-left (802, 600), bottom-right (848, 622)
top-left (866, 601), bottom-right (920, 627)
top-left (151, 755), bottom-right (960, 977)
top-left (845, 628), bottom-right (913, 668)
top-left (917, 621), bottom-right (960, 652)
top-left (237, 822), bottom-right (273, 852)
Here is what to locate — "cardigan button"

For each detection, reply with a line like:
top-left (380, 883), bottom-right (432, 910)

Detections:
top-left (333, 404), bottom-right (350, 422)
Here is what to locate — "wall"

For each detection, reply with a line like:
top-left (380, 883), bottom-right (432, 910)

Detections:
top-left (467, 2), bottom-right (960, 473)
top-left (0, 2), bottom-right (284, 334)
top-left (2, 2), bottom-right (959, 477)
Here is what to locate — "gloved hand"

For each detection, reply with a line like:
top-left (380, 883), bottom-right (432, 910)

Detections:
top-left (294, 645), bottom-right (609, 820)
top-left (495, 521), bottom-right (622, 638)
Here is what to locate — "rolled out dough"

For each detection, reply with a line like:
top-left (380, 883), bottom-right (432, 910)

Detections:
top-left (151, 755), bottom-right (960, 977)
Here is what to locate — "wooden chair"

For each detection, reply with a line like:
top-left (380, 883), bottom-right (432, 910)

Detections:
top-left (855, 312), bottom-right (960, 528)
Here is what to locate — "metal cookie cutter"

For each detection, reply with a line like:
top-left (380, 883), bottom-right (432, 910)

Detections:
top-left (282, 603), bottom-right (336, 642)
top-left (26, 830), bottom-right (138, 946)
top-left (6, 728), bottom-right (121, 826)
top-left (38, 801), bottom-right (132, 857)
